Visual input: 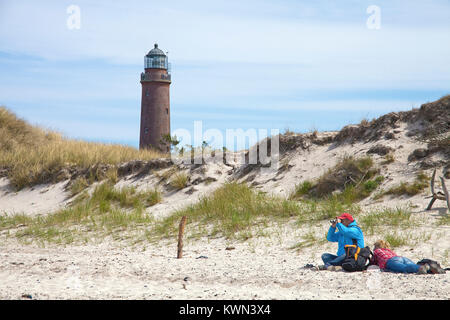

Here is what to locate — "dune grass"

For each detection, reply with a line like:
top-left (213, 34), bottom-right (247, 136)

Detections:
top-left (73, 181), bottom-right (162, 209)
top-left (288, 156), bottom-right (380, 228)
top-left (0, 180), bottom-right (440, 247)
top-left (289, 230), bottom-right (328, 251)
top-left (295, 195), bottom-right (361, 223)
top-left (382, 181), bottom-right (427, 197)
top-left (359, 207), bottom-right (414, 229)
top-left (382, 232), bottom-right (411, 248)
top-left (0, 181), bottom-right (161, 244)
top-left (358, 207), bottom-right (434, 249)
top-left (292, 180), bottom-right (314, 198)
top-left (149, 183), bottom-right (426, 250)
top-left (375, 171), bottom-right (429, 199)
top-left (437, 214), bottom-right (450, 226)
top-left (314, 155), bottom-right (377, 197)
top-left (70, 176), bottom-right (90, 197)
top-left (169, 172), bottom-right (190, 190)
top-left (290, 155), bottom-right (382, 203)
top-left (375, 230), bottom-right (433, 249)
top-left (0, 107), bottom-right (166, 190)
top-left (150, 182), bottom-right (361, 241)
top-left (152, 182), bottom-right (301, 240)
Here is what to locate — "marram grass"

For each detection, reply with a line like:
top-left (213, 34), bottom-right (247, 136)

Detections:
top-left (151, 182), bottom-right (360, 240)
top-left (0, 181), bottom-right (161, 245)
top-left (0, 106), bottom-right (166, 190)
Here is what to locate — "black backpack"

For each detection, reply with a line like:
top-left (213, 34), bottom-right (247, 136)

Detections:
top-left (417, 259), bottom-right (447, 274)
top-left (342, 239), bottom-right (373, 272)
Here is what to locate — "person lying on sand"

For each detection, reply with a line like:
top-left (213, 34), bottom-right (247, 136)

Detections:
top-left (369, 240), bottom-right (428, 274)
top-left (319, 213), bottom-right (365, 271)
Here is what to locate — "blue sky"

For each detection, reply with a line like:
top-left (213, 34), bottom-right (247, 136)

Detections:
top-left (0, 0), bottom-right (449, 149)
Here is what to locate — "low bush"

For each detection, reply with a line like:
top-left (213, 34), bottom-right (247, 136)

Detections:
top-left (291, 156), bottom-right (382, 203)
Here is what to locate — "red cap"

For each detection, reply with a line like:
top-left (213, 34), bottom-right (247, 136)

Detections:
top-left (337, 213), bottom-right (354, 222)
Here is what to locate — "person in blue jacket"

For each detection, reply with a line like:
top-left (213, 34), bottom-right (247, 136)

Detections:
top-left (320, 213), bottom-right (364, 270)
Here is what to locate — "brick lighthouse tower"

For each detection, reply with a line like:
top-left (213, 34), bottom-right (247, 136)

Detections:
top-left (139, 43), bottom-right (171, 151)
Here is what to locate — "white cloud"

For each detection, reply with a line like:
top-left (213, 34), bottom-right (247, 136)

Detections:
top-left (1, 1), bottom-right (449, 69)
top-left (1, 0), bottom-right (449, 144)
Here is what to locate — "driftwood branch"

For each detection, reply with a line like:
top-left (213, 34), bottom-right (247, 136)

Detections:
top-left (354, 171), bottom-right (369, 188)
top-left (440, 176), bottom-right (450, 212)
top-left (426, 197), bottom-right (437, 211)
top-left (177, 216), bottom-right (187, 259)
top-left (430, 169), bottom-right (436, 195)
top-left (426, 168), bottom-right (449, 212)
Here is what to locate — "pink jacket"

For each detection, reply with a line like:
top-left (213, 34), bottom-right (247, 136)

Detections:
top-left (370, 248), bottom-right (397, 270)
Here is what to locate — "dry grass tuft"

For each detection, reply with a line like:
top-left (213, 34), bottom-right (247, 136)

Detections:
top-left (381, 153), bottom-right (395, 165)
top-left (169, 172), bottom-right (190, 190)
top-left (0, 107), bottom-right (166, 190)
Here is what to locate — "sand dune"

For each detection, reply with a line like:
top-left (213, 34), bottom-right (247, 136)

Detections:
top-left (0, 99), bottom-right (449, 300)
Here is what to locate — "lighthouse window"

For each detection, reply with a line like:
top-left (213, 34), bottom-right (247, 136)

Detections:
top-left (166, 108), bottom-right (168, 114)
top-left (146, 89), bottom-right (150, 96)
top-left (144, 127), bottom-right (149, 134)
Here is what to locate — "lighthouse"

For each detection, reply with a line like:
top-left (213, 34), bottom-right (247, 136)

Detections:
top-left (139, 43), bottom-right (171, 151)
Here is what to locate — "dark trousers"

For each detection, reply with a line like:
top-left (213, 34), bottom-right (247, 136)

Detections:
top-left (321, 253), bottom-right (346, 267)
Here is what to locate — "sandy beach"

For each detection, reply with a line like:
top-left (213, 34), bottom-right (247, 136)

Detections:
top-left (1, 227), bottom-right (448, 300)
top-left (1, 101), bottom-right (449, 300)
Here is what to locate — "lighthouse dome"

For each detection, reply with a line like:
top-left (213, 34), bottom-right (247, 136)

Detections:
top-left (144, 43), bottom-right (169, 70)
top-left (146, 43), bottom-right (166, 57)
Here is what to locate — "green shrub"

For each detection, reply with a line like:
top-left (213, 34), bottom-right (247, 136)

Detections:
top-left (291, 156), bottom-right (380, 203)
top-left (291, 180), bottom-right (313, 199)
top-left (314, 155), bottom-right (376, 197)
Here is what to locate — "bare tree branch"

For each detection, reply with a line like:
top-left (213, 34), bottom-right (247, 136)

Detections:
top-left (430, 169), bottom-right (436, 195)
top-left (439, 176), bottom-right (450, 212)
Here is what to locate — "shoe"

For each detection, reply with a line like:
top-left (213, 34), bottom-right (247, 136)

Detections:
top-left (417, 264), bottom-right (429, 275)
top-left (428, 262), bottom-right (446, 274)
top-left (326, 266), bottom-right (343, 271)
top-left (302, 264), bottom-right (319, 271)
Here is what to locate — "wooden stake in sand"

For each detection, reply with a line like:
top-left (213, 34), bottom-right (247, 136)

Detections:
top-left (177, 216), bottom-right (187, 259)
